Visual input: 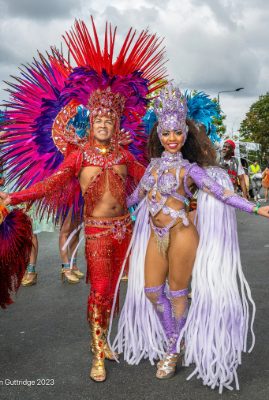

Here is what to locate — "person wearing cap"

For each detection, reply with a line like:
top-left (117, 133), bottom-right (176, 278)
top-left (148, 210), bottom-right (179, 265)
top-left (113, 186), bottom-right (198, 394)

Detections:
top-left (220, 139), bottom-right (249, 198)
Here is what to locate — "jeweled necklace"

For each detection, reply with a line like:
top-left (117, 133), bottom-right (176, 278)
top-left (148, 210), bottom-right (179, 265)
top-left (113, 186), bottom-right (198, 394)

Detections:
top-left (94, 143), bottom-right (114, 156)
top-left (159, 151), bottom-right (184, 171)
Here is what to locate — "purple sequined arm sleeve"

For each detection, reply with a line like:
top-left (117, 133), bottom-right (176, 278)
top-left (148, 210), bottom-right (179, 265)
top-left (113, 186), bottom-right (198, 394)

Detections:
top-left (127, 164), bottom-right (152, 207)
top-left (187, 164), bottom-right (255, 213)
top-left (127, 184), bottom-right (145, 207)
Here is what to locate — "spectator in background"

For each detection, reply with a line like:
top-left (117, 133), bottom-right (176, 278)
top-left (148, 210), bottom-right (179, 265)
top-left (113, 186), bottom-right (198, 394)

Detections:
top-left (220, 139), bottom-right (249, 199)
top-left (262, 166), bottom-right (269, 202)
top-left (58, 208), bottom-right (84, 284)
top-left (21, 206), bottom-right (55, 286)
top-left (249, 160), bottom-right (262, 201)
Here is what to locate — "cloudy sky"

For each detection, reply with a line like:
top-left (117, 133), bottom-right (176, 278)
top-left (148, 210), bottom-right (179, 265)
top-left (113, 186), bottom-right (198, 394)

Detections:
top-left (0, 0), bottom-right (268, 135)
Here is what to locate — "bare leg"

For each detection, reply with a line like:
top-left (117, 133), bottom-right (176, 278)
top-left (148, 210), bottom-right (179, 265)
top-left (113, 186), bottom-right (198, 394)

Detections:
top-left (69, 230), bottom-right (80, 260)
top-left (168, 221), bottom-right (199, 291)
top-left (144, 230), bottom-right (170, 346)
top-left (68, 217), bottom-right (81, 264)
top-left (69, 218), bottom-right (83, 278)
top-left (144, 231), bottom-right (168, 287)
top-left (59, 210), bottom-right (80, 283)
top-left (144, 232), bottom-right (175, 378)
top-left (168, 221), bottom-right (198, 346)
top-left (168, 221), bottom-right (198, 336)
top-left (156, 221), bottom-right (199, 379)
top-left (59, 210), bottom-right (73, 264)
top-left (22, 234), bottom-right (38, 286)
top-left (30, 234), bottom-right (38, 265)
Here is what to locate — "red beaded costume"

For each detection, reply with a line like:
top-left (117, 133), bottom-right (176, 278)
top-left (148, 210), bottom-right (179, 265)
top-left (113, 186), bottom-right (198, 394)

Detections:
top-left (1, 17), bottom-right (167, 381)
top-left (9, 143), bottom-right (145, 325)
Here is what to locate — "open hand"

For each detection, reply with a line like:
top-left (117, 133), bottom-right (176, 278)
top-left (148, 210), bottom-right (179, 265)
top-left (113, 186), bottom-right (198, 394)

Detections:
top-left (257, 205), bottom-right (269, 218)
top-left (119, 129), bottom-right (133, 146)
top-left (0, 191), bottom-right (11, 206)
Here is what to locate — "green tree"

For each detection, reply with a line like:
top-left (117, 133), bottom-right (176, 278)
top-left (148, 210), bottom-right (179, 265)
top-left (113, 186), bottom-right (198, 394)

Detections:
top-left (211, 99), bottom-right (226, 138)
top-left (240, 93), bottom-right (269, 162)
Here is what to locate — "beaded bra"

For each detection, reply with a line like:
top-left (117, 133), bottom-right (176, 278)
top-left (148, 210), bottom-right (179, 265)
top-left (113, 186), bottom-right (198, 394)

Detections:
top-left (140, 151), bottom-right (190, 217)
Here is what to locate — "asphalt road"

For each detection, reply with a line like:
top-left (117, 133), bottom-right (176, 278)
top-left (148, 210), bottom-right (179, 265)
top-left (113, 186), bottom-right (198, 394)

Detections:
top-left (0, 209), bottom-right (269, 400)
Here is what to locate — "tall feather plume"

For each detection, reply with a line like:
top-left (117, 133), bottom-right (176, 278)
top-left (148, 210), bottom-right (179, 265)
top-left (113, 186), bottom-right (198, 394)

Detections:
top-left (1, 51), bottom-right (82, 220)
top-left (1, 17), bottom-right (167, 220)
top-left (1, 51), bottom-right (67, 190)
top-left (59, 17), bottom-right (167, 164)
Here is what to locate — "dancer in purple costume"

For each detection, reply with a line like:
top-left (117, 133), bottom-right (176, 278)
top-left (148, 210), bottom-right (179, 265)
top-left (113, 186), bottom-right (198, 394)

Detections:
top-left (110, 84), bottom-right (269, 393)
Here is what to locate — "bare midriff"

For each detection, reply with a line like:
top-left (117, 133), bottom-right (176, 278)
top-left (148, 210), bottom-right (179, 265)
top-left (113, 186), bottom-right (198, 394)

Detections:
top-left (79, 164), bottom-right (128, 218)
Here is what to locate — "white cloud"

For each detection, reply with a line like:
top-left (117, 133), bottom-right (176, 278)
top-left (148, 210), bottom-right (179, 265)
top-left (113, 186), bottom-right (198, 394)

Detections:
top-left (0, 0), bottom-right (80, 19)
top-left (0, 0), bottom-right (268, 135)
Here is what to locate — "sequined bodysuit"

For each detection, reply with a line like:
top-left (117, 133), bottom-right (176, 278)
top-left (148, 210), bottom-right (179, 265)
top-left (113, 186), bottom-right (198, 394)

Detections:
top-left (128, 151), bottom-right (254, 251)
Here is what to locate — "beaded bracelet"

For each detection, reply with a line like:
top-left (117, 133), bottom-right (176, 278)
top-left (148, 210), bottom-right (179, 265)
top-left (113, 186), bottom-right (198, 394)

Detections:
top-left (254, 203), bottom-right (261, 215)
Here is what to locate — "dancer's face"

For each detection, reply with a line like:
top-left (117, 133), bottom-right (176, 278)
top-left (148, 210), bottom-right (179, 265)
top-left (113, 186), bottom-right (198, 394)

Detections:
top-left (160, 129), bottom-right (185, 154)
top-left (92, 115), bottom-right (115, 144)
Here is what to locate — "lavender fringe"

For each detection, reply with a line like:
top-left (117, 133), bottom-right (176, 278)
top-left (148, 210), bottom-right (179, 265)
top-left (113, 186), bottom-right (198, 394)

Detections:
top-left (179, 167), bottom-right (256, 393)
top-left (109, 167), bottom-right (256, 393)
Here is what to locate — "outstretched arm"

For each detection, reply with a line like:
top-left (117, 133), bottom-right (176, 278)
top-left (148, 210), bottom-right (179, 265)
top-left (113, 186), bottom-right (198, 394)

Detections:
top-left (186, 163), bottom-right (256, 213)
top-left (0, 150), bottom-right (82, 207)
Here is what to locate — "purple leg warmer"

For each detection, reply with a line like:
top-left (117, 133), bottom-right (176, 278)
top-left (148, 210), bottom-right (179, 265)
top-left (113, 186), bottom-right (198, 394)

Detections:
top-left (144, 285), bottom-right (189, 354)
top-left (169, 288), bottom-right (189, 353)
top-left (144, 284), bottom-right (174, 345)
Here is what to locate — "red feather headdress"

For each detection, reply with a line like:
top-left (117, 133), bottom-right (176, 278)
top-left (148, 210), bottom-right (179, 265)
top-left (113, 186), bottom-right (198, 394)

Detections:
top-left (1, 17), bottom-right (167, 220)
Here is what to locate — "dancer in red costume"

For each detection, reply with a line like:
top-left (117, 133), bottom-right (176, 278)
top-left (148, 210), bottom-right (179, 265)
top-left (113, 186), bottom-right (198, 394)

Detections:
top-left (0, 18), bottom-right (166, 382)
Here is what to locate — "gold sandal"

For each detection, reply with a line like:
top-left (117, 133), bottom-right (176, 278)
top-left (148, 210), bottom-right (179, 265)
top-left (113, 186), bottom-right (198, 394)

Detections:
top-left (157, 343), bottom-right (185, 369)
top-left (61, 268), bottom-right (80, 284)
top-left (21, 272), bottom-right (37, 286)
top-left (90, 355), bottom-right (106, 382)
top-left (72, 265), bottom-right (84, 279)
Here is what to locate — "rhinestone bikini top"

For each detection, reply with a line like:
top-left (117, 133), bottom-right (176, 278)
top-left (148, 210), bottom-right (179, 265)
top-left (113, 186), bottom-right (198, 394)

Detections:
top-left (140, 152), bottom-right (189, 216)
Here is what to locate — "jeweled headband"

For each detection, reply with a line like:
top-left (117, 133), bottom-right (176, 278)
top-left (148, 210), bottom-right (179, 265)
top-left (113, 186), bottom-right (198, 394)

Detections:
top-left (153, 83), bottom-right (188, 142)
top-left (87, 87), bottom-right (126, 146)
top-left (88, 87), bottom-right (126, 121)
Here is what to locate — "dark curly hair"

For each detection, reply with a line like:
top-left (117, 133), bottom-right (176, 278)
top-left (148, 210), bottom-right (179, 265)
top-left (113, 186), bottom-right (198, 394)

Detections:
top-left (147, 119), bottom-right (218, 167)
